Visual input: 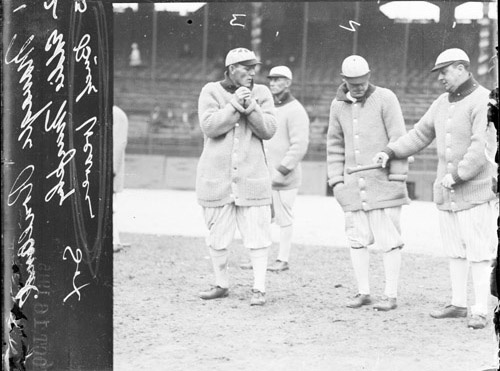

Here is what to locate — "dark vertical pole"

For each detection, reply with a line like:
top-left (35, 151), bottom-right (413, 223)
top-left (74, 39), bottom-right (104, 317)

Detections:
top-left (300, 2), bottom-right (309, 102)
top-left (202, 4), bottom-right (209, 81)
top-left (151, 6), bottom-right (158, 87)
top-left (353, 2), bottom-right (360, 54)
top-left (402, 22), bottom-right (410, 91)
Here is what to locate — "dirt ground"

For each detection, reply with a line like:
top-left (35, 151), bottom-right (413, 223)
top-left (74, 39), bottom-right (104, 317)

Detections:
top-left (113, 233), bottom-right (498, 371)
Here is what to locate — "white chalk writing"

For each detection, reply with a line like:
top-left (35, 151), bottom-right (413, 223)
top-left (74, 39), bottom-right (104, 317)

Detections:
top-left (230, 14), bottom-right (246, 28)
top-left (5, 34), bottom-right (53, 149)
top-left (75, 0), bottom-right (87, 13)
top-left (63, 246), bottom-right (90, 303)
top-left (339, 20), bottom-right (360, 32)
top-left (44, 0), bottom-right (58, 19)
top-left (8, 165), bottom-right (39, 308)
top-left (45, 30), bottom-right (65, 92)
top-left (44, 100), bottom-right (76, 205)
top-left (74, 34), bottom-right (97, 103)
top-left (76, 117), bottom-right (97, 218)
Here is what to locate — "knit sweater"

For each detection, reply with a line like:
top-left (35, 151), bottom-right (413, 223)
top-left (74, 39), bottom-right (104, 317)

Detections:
top-left (265, 92), bottom-right (310, 190)
top-left (385, 77), bottom-right (496, 211)
top-left (327, 83), bottom-right (410, 212)
top-left (196, 80), bottom-right (277, 207)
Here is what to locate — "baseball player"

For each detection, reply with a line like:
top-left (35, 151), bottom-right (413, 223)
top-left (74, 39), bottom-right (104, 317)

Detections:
top-left (265, 66), bottom-right (310, 272)
top-left (196, 48), bottom-right (277, 306)
top-left (327, 55), bottom-right (410, 311)
top-left (374, 48), bottom-right (498, 329)
top-left (113, 105), bottom-right (129, 252)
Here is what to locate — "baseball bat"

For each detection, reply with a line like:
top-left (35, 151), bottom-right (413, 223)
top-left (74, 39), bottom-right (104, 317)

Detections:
top-left (345, 156), bottom-right (415, 175)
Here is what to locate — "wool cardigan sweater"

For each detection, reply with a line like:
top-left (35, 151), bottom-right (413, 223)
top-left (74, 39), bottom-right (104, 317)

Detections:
top-left (327, 83), bottom-right (410, 212)
top-left (265, 92), bottom-right (310, 190)
top-left (384, 76), bottom-right (497, 212)
top-left (196, 80), bottom-right (277, 207)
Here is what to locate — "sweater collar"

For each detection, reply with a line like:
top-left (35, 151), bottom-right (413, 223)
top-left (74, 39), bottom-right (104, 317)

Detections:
top-left (336, 82), bottom-right (376, 103)
top-left (273, 90), bottom-right (295, 106)
top-left (448, 75), bottom-right (479, 102)
top-left (220, 73), bottom-right (254, 93)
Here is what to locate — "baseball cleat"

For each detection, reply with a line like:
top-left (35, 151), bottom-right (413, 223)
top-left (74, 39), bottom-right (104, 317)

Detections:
top-left (250, 290), bottom-right (266, 306)
top-left (373, 297), bottom-right (397, 311)
top-left (199, 286), bottom-right (229, 300)
top-left (429, 304), bottom-right (467, 319)
top-left (467, 314), bottom-right (487, 329)
top-left (346, 294), bottom-right (372, 308)
top-left (267, 260), bottom-right (289, 272)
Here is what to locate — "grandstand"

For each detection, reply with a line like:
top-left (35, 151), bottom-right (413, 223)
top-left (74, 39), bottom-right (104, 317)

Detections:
top-left (113, 1), bottom-right (498, 200)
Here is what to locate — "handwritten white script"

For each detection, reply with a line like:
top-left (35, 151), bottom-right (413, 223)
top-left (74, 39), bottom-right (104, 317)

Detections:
top-left (62, 246), bottom-right (90, 303)
top-left (76, 117), bottom-right (97, 218)
top-left (74, 34), bottom-right (98, 103)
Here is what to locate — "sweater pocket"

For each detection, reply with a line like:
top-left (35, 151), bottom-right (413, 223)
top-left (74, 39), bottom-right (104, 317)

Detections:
top-left (197, 177), bottom-right (227, 201)
top-left (459, 178), bottom-right (494, 203)
top-left (370, 178), bottom-right (406, 202)
top-left (246, 177), bottom-right (271, 200)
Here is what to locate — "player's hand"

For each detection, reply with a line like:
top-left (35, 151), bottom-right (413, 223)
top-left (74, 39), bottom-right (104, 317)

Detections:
top-left (373, 152), bottom-right (389, 168)
top-left (234, 87), bottom-right (252, 106)
top-left (440, 174), bottom-right (455, 189)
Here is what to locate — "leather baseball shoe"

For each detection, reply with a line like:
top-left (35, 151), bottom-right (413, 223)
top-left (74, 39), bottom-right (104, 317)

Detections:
top-left (429, 304), bottom-right (467, 319)
top-left (467, 314), bottom-right (487, 329)
top-left (250, 290), bottom-right (266, 306)
top-left (373, 297), bottom-right (397, 311)
top-left (199, 286), bottom-right (229, 300)
top-left (268, 260), bottom-right (289, 272)
top-left (346, 294), bottom-right (372, 308)
top-left (239, 262), bottom-right (252, 270)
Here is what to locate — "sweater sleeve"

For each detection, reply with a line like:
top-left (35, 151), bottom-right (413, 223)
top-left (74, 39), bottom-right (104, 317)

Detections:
top-left (382, 90), bottom-right (409, 181)
top-left (245, 86), bottom-right (277, 140)
top-left (452, 92), bottom-right (493, 183)
top-left (388, 97), bottom-right (439, 158)
top-left (326, 101), bottom-right (345, 187)
top-left (279, 103), bottom-right (310, 174)
top-left (198, 84), bottom-right (241, 138)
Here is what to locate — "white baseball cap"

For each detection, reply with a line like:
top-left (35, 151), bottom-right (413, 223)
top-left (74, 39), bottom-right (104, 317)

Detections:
top-left (225, 48), bottom-right (261, 67)
top-left (340, 55), bottom-right (371, 83)
top-left (268, 66), bottom-right (293, 80)
top-left (431, 48), bottom-right (470, 72)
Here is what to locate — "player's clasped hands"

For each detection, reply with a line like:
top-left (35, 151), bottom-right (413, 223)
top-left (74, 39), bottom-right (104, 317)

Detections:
top-left (234, 87), bottom-right (252, 106)
top-left (372, 152), bottom-right (389, 168)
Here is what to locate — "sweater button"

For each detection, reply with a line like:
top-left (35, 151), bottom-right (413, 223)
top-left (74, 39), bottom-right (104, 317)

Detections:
top-left (235, 123), bottom-right (239, 127)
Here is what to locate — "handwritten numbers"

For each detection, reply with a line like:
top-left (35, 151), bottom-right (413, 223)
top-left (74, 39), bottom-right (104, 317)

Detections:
top-left (74, 0), bottom-right (87, 13)
top-left (44, 0), bottom-right (58, 19)
top-left (339, 20), bottom-right (361, 32)
top-left (230, 14), bottom-right (246, 28)
top-left (62, 246), bottom-right (90, 303)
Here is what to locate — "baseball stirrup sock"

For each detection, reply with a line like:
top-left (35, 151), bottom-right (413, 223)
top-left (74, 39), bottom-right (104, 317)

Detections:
top-left (350, 247), bottom-right (370, 295)
top-left (383, 247), bottom-right (401, 298)
top-left (277, 225), bottom-right (293, 263)
top-left (209, 247), bottom-right (229, 289)
top-left (250, 247), bottom-right (268, 293)
top-left (470, 261), bottom-right (492, 316)
top-left (449, 258), bottom-right (468, 308)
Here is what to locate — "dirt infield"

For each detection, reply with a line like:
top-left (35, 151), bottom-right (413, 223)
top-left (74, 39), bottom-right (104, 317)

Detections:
top-left (114, 234), bottom-right (498, 371)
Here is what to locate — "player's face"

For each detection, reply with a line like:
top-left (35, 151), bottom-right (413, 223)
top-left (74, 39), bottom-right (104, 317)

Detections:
top-left (230, 64), bottom-right (256, 88)
top-left (437, 64), bottom-right (464, 93)
top-left (268, 77), bottom-right (291, 95)
top-left (345, 80), bottom-right (369, 99)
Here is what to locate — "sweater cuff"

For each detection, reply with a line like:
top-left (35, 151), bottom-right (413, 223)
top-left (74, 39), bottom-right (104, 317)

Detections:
top-left (277, 165), bottom-right (291, 176)
top-left (382, 147), bottom-right (396, 159)
top-left (243, 99), bottom-right (257, 115)
top-left (230, 99), bottom-right (245, 113)
top-left (328, 176), bottom-right (344, 187)
top-left (451, 170), bottom-right (465, 185)
top-left (388, 174), bottom-right (407, 182)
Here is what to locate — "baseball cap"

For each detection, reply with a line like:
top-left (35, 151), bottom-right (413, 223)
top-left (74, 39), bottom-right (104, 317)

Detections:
top-left (268, 66), bottom-right (293, 80)
top-left (340, 55), bottom-right (371, 83)
top-left (431, 48), bottom-right (470, 72)
top-left (225, 48), bottom-right (261, 67)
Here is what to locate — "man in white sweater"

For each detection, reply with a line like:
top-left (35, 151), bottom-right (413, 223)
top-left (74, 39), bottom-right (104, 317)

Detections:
top-left (265, 66), bottom-right (310, 272)
top-left (374, 49), bottom-right (497, 329)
